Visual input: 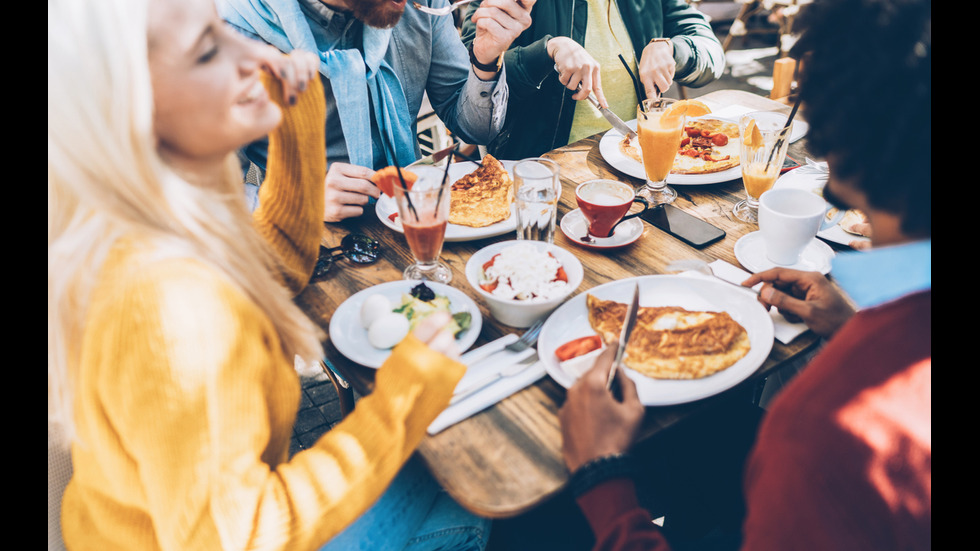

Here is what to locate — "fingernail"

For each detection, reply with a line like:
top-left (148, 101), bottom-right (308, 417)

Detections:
top-left (298, 80), bottom-right (307, 91)
top-left (289, 94), bottom-right (297, 106)
top-left (761, 286), bottom-right (774, 302)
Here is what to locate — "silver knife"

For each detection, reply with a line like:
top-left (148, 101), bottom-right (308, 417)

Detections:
top-left (607, 283), bottom-right (640, 390)
top-left (554, 64), bottom-right (638, 140)
top-left (585, 93), bottom-right (638, 140)
top-left (407, 143), bottom-right (458, 168)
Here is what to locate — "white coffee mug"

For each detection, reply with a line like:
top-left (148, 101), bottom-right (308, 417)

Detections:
top-left (758, 188), bottom-right (842, 265)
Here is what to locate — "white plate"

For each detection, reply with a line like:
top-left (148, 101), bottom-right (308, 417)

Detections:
top-left (734, 231), bottom-right (835, 275)
top-left (599, 117), bottom-right (743, 185)
top-left (773, 168), bottom-right (871, 248)
top-left (700, 103), bottom-right (809, 144)
top-left (537, 275), bottom-right (774, 406)
top-left (329, 281), bottom-right (483, 368)
top-left (375, 160), bottom-right (518, 242)
top-left (559, 208), bottom-right (644, 249)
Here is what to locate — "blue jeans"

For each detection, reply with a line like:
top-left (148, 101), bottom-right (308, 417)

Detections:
top-left (320, 456), bottom-right (491, 551)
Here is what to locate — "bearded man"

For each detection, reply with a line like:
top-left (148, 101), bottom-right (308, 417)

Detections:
top-left (219, 0), bottom-right (534, 221)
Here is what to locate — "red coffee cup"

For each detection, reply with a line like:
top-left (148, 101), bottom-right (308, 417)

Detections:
top-left (575, 179), bottom-right (651, 238)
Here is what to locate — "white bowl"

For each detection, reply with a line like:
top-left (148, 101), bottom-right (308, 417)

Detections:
top-left (465, 240), bottom-right (584, 328)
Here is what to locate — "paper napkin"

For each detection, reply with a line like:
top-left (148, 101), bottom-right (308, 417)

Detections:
top-left (683, 260), bottom-right (810, 344)
top-left (427, 338), bottom-right (546, 435)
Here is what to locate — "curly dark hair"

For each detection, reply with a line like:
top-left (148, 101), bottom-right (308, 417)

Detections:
top-left (790, 0), bottom-right (930, 237)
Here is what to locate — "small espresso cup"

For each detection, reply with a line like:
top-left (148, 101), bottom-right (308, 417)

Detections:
top-left (758, 188), bottom-right (842, 265)
top-left (576, 179), bottom-right (651, 238)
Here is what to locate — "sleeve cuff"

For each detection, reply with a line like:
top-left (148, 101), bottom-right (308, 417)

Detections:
top-left (575, 477), bottom-right (646, 536)
top-left (569, 453), bottom-right (636, 498)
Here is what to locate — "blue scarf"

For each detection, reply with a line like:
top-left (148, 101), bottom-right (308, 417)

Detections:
top-left (219, 0), bottom-right (417, 167)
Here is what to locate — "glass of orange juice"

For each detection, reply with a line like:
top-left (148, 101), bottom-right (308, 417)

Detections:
top-left (392, 166), bottom-right (453, 283)
top-left (734, 111), bottom-right (794, 223)
top-left (635, 98), bottom-right (687, 205)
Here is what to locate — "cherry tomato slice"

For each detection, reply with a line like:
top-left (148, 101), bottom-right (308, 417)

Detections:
top-left (554, 335), bottom-right (603, 362)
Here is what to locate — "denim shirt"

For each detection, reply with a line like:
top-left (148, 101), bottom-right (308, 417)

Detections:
top-left (831, 240), bottom-right (931, 310)
top-left (225, 0), bottom-right (508, 176)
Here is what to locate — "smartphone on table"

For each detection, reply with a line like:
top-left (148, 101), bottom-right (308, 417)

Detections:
top-left (640, 204), bottom-right (726, 249)
top-left (781, 154), bottom-right (802, 173)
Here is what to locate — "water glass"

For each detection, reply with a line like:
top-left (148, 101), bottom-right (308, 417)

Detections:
top-left (513, 158), bottom-right (561, 243)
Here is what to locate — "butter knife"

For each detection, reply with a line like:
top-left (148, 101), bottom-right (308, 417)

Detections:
top-left (585, 93), bottom-right (638, 140)
top-left (555, 64), bottom-right (638, 140)
top-left (407, 142), bottom-right (458, 168)
top-left (607, 283), bottom-right (640, 390)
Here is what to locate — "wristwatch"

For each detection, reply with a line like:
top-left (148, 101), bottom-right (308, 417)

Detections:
top-left (468, 43), bottom-right (503, 73)
top-left (649, 37), bottom-right (672, 48)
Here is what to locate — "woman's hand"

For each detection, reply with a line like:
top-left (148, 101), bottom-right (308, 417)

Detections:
top-left (742, 268), bottom-right (856, 337)
top-left (638, 39), bottom-right (676, 98)
top-left (548, 37), bottom-right (608, 107)
top-left (257, 47), bottom-right (320, 106)
top-left (558, 346), bottom-right (645, 472)
top-left (323, 162), bottom-right (380, 222)
top-left (411, 312), bottom-right (461, 361)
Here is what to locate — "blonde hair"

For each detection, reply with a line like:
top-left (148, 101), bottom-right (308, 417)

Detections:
top-left (48, 0), bottom-right (323, 446)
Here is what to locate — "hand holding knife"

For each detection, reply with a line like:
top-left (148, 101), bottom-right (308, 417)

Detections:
top-left (607, 283), bottom-right (640, 392)
top-left (555, 64), bottom-right (637, 140)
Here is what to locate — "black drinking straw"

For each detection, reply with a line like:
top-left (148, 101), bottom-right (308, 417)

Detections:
top-left (452, 145), bottom-right (484, 167)
top-left (435, 142), bottom-right (458, 210)
top-left (764, 94), bottom-right (802, 172)
top-left (380, 128), bottom-right (418, 219)
top-left (619, 54), bottom-right (645, 104)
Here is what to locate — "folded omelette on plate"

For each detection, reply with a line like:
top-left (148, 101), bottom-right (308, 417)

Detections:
top-left (449, 154), bottom-right (513, 228)
top-left (586, 294), bottom-right (751, 379)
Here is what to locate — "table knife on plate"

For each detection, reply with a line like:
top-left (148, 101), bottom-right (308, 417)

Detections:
top-left (607, 283), bottom-right (640, 390)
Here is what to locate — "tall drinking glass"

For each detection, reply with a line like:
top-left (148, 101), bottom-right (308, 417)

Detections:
top-left (734, 111), bottom-right (794, 223)
top-left (513, 158), bottom-right (561, 243)
top-left (392, 166), bottom-right (452, 283)
top-left (636, 97), bottom-right (685, 205)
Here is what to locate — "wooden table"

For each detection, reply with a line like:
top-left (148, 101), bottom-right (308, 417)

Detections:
top-left (295, 89), bottom-right (835, 519)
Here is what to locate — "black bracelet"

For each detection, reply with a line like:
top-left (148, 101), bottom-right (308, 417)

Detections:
top-left (468, 43), bottom-right (502, 73)
top-left (569, 453), bottom-right (636, 498)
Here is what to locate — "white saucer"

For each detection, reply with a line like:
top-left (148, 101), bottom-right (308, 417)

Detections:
top-left (560, 209), bottom-right (644, 249)
top-left (734, 231), bottom-right (835, 274)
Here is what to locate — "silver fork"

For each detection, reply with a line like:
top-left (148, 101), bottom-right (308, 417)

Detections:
top-left (461, 319), bottom-right (544, 367)
top-left (412, 0), bottom-right (477, 16)
top-left (665, 259), bottom-right (760, 295)
top-left (505, 318), bottom-right (544, 352)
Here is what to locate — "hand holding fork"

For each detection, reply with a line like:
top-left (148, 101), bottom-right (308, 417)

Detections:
top-left (412, 0), bottom-right (478, 16)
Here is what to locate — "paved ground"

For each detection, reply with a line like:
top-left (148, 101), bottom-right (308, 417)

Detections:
top-left (289, 7), bottom-right (787, 456)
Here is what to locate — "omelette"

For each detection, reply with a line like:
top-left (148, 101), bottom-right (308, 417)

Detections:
top-left (586, 294), bottom-right (751, 380)
top-left (449, 154), bottom-right (513, 228)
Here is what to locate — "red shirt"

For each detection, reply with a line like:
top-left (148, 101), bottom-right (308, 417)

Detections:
top-left (577, 290), bottom-right (931, 550)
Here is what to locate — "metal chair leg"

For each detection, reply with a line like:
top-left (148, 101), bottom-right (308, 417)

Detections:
top-left (319, 360), bottom-right (355, 418)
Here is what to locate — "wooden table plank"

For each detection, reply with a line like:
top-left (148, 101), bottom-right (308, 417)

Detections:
top-left (295, 89), bottom-right (834, 518)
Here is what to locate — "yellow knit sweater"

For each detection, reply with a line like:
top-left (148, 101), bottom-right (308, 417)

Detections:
top-left (61, 74), bottom-right (465, 550)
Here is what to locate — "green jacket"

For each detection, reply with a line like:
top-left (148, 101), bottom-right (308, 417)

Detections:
top-left (460, 0), bottom-right (724, 159)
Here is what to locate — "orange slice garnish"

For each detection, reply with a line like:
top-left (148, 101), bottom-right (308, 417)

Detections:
top-left (371, 166), bottom-right (418, 196)
top-left (743, 120), bottom-right (764, 148)
top-left (661, 99), bottom-right (711, 123)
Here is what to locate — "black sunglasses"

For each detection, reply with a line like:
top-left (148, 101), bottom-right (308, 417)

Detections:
top-left (311, 234), bottom-right (381, 280)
